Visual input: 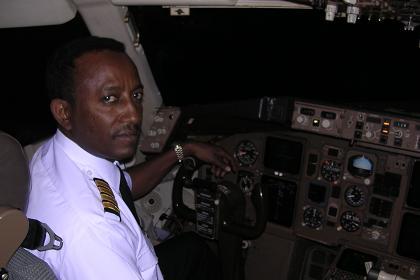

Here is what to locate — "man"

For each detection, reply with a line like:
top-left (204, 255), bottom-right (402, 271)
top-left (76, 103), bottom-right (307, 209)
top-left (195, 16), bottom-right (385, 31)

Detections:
top-left (26, 36), bottom-right (236, 280)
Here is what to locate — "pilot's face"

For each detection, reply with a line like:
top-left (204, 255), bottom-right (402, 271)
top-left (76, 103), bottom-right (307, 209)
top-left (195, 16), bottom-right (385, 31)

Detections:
top-left (68, 50), bottom-right (143, 161)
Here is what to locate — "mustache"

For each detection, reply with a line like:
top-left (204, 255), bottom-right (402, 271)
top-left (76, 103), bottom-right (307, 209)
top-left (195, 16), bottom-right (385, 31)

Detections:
top-left (112, 124), bottom-right (141, 138)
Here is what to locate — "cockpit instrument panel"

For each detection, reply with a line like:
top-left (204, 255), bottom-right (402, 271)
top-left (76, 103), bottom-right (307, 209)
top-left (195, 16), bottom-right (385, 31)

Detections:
top-left (191, 98), bottom-right (420, 279)
top-left (292, 100), bottom-right (420, 154)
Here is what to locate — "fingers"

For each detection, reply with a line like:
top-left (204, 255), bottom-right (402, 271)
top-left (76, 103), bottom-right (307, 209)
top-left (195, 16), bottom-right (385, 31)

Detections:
top-left (209, 154), bottom-right (228, 176)
top-left (209, 145), bottom-right (238, 178)
top-left (188, 141), bottom-right (238, 177)
top-left (211, 165), bottom-right (228, 178)
top-left (216, 146), bottom-right (238, 173)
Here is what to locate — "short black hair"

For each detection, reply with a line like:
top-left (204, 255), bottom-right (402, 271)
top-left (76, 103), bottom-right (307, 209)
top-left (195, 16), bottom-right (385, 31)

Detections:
top-left (45, 36), bottom-right (126, 104)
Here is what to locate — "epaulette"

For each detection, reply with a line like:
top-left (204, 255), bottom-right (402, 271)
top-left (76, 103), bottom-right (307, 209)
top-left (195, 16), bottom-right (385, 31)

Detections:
top-left (93, 178), bottom-right (121, 220)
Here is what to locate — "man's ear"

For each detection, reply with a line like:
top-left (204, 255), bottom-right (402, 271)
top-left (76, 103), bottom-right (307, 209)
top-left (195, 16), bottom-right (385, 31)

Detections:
top-left (50, 99), bottom-right (72, 131)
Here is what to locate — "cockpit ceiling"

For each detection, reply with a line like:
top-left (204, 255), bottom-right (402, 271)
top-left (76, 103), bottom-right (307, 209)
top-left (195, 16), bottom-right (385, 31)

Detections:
top-left (0, 0), bottom-right (76, 28)
top-left (116, 0), bottom-right (420, 28)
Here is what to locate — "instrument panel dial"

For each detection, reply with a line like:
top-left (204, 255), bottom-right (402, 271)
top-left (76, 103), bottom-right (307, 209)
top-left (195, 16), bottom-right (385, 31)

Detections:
top-left (340, 211), bottom-right (361, 232)
top-left (344, 185), bottom-right (365, 207)
top-left (235, 140), bottom-right (259, 166)
top-left (320, 159), bottom-right (342, 182)
top-left (303, 206), bottom-right (323, 229)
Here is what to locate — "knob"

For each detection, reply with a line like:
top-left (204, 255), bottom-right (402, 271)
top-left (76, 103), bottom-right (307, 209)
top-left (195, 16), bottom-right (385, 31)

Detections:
top-left (150, 142), bottom-right (160, 149)
top-left (296, 115), bottom-right (306, 124)
top-left (157, 128), bottom-right (167, 135)
top-left (321, 119), bottom-right (331, 129)
top-left (371, 230), bottom-right (380, 240)
top-left (148, 129), bottom-right (157, 136)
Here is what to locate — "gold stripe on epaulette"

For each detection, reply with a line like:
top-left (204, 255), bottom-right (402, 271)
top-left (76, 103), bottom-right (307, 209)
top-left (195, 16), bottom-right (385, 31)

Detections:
top-left (98, 187), bottom-right (115, 198)
top-left (95, 179), bottom-right (111, 188)
top-left (93, 178), bottom-right (121, 220)
top-left (102, 198), bottom-right (118, 208)
top-left (103, 201), bottom-right (120, 213)
top-left (101, 193), bottom-right (116, 202)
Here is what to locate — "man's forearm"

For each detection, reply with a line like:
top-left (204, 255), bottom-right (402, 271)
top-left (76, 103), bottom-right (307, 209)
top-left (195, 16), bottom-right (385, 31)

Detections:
top-left (127, 147), bottom-right (180, 199)
top-left (127, 141), bottom-right (236, 199)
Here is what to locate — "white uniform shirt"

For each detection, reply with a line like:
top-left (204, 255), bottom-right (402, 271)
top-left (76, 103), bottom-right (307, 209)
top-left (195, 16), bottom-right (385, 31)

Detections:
top-left (26, 130), bottom-right (164, 280)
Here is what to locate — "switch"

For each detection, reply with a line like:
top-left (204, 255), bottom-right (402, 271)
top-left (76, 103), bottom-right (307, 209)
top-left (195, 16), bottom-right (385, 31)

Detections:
top-left (150, 142), bottom-right (160, 149)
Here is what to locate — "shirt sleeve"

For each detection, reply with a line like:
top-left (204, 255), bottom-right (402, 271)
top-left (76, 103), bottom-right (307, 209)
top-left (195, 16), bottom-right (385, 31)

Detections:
top-left (58, 219), bottom-right (157, 280)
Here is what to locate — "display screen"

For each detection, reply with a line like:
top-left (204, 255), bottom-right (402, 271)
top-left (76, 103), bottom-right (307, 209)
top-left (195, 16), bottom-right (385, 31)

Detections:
top-left (262, 176), bottom-right (296, 227)
top-left (264, 137), bottom-right (303, 175)
top-left (347, 155), bottom-right (373, 178)
top-left (407, 161), bottom-right (420, 209)
top-left (397, 213), bottom-right (420, 261)
top-left (336, 248), bottom-right (378, 276)
top-left (308, 183), bottom-right (327, 204)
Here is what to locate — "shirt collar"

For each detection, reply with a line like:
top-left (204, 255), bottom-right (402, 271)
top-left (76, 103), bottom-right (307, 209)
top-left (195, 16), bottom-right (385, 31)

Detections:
top-left (53, 129), bottom-right (120, 190)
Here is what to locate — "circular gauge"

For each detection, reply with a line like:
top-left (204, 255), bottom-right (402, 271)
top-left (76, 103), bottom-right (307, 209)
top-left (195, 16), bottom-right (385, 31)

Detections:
top-left (235, 140), bottom-right (259, 166)
top-left (320, 159), bottom-right (342, 182)
top-left (237, 171), bottom-right (255, 192)
top-left (303, 207), bottom-right (323, 229)
top-left (340, 211), bottom-right (361, 232)
top-left (344, 185), bottom-right (365, 207)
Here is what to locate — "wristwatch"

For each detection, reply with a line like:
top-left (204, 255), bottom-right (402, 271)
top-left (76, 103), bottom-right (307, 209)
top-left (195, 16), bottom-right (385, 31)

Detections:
top-left (173, 144), bottom-right (184, 163)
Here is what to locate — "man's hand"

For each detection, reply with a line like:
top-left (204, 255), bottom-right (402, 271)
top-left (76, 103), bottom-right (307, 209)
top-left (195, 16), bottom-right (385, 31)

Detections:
top-left (183, 142), bottom-right (238, 177)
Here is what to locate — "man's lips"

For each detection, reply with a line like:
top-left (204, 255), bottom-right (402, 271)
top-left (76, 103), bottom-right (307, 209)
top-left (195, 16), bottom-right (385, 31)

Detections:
top-left (113, 130), bottom-right (140, 141)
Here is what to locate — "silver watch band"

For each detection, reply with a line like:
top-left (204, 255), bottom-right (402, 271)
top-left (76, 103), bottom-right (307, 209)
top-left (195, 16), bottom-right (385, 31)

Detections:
top-left (174, 144), bottom-right (184, 163)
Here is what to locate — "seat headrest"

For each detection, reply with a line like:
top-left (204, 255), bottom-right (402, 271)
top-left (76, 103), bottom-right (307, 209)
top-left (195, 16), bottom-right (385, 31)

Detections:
top-left (0, 132), bottom-right (29, 210)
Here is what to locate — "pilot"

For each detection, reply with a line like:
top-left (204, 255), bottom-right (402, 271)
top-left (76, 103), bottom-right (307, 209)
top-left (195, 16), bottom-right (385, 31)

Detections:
top-left (25, 36), bottom-right (236, 280)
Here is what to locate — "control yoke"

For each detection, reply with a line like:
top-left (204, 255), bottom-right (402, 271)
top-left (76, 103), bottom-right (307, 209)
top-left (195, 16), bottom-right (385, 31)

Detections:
top-left (172, 157), bottom-right (267, 240)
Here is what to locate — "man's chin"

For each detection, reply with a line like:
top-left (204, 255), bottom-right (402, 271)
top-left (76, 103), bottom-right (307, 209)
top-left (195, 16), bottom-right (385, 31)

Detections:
top-left (113, 147), bottom-right (137, 162)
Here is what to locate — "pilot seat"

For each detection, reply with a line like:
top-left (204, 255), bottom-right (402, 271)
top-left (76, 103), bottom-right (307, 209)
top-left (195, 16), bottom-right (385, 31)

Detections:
top-left (0, 131), bottom-right (62, 280)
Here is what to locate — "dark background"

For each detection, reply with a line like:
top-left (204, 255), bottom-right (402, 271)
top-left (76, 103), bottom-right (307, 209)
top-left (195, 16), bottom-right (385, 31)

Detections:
top-left (0, 13), bottom-right (90, 145)
top-left (1, 7), bottom-right (419, 145)
top-left (133, 7), bottom-right (420, 105)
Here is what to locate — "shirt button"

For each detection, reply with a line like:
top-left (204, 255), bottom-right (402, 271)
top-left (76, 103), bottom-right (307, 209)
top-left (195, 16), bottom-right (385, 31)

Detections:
top-left (87, 170), bottom-right (93, 176)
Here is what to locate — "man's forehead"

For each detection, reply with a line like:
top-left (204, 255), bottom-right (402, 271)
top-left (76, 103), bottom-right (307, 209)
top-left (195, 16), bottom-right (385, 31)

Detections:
top-left (73, 50), bottom-right (139, 80)
top-left (75, 50), bottom-right (128, 66)
top-left (73, 50), bottom-right (142, 87)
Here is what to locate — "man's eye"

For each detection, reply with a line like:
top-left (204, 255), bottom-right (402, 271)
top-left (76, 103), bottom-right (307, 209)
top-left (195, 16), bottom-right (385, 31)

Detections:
top-left (103, 95), bottom-right (118, 103)
top-left (133, 91), bottom-right (143, 101)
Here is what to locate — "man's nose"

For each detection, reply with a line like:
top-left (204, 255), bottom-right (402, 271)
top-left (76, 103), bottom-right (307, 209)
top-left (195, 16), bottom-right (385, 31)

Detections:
top-left (123, 98), bottom-right (142, 124)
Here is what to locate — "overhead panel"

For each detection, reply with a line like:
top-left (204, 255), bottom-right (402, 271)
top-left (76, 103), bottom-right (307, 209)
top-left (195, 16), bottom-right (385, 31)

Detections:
top-left (111, 0), bottom-right (312, 9)
top-left (111, 0), bottom-right (238, 5)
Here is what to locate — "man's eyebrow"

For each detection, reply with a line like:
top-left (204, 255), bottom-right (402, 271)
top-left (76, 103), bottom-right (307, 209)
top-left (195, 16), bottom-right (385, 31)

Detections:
top-left (102, 85), bottom-right (144, 91)
top-left (134, 84), bottom-right (144, 91)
